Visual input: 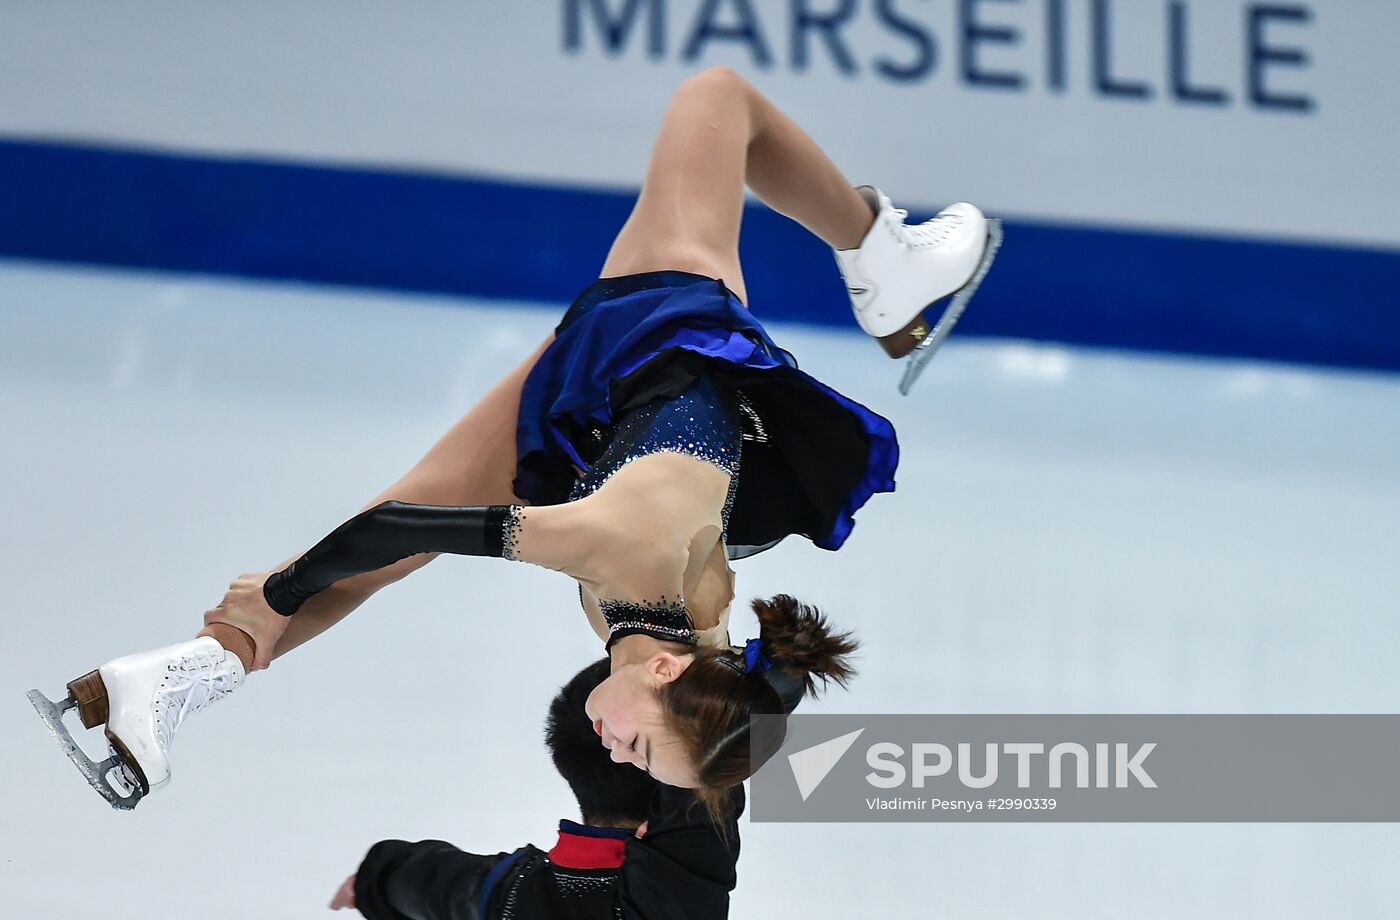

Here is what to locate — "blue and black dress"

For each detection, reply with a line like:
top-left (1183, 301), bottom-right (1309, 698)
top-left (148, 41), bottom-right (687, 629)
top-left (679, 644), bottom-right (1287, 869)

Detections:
top-left (259, 270), bottom-right (901, 650)
top-left (513, 270), bottom-right (899, 559)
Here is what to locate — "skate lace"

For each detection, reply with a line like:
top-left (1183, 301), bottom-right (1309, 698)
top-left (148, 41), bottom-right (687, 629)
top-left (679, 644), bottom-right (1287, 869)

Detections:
top-left (890, 207), bottom-right (962, 249)
top-left (154, 651), bottom-right (237, 753)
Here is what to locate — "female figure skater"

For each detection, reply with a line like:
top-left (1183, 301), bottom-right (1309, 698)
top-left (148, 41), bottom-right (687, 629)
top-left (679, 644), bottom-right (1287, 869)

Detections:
top-left (30, 67), bottom-right (1001, 817)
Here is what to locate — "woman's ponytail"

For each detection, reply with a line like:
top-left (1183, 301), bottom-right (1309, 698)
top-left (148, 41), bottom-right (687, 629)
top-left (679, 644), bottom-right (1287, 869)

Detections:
top-left (750, 594), bottom-right (858, 698)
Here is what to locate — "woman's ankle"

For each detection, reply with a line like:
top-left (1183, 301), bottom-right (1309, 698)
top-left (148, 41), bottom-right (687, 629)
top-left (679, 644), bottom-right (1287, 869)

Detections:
top-left (200, 623), bottom-right (256, 673)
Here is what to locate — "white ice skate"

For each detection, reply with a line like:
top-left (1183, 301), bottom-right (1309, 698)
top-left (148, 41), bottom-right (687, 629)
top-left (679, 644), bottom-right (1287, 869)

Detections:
top-left (833, 186), bottom-right (1003, 394)
top-left (27, 636), bottom-right (244, 809)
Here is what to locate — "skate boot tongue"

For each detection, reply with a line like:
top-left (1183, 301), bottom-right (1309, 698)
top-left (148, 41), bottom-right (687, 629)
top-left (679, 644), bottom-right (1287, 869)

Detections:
top-left (154, 648), bottom-right (243, 754)
top-left (898, 204), bottom-right (969, 247)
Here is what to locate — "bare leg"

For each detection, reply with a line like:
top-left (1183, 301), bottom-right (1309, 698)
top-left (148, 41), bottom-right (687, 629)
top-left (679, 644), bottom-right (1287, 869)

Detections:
top-left (601, 66), bottom-right (875, 304)
top-left (201, 335), bottom-right (554, 664)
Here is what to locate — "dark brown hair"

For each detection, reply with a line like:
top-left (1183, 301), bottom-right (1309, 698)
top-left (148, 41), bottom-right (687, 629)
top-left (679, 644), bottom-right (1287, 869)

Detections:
top-left (656, 594), bottom-right (859, 822)
top-left (545, 658), bottom-right (658, 828)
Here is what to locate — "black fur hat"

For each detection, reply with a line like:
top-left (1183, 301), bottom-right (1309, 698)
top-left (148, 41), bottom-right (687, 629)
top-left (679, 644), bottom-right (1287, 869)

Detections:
top-left (544, 658), bottom-right (659, 826)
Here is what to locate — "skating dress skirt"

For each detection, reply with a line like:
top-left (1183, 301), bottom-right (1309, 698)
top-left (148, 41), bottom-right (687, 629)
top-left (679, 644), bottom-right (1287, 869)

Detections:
top-left (513, 270), bottom-right (899, 558)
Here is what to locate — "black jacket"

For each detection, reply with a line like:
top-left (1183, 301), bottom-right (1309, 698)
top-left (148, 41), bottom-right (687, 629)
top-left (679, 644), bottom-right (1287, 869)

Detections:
top-left (353, 784), bottom-right (743, 920)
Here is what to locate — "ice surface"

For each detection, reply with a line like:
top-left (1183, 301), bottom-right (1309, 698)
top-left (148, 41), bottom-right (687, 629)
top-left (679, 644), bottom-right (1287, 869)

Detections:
top-left (3, 259), bottom-right (1398, 917)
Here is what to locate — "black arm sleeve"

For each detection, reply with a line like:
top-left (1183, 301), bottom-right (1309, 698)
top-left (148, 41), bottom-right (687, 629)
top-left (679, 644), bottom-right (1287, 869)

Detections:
top-left (262, 500), bottom-right (515, 615)
top-left (618, 784), bottom-right (745, 920)
top-left (353, 839), bottom-right (520, 920)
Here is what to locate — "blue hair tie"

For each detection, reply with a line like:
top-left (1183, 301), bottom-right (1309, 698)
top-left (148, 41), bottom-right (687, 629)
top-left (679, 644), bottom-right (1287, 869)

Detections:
top-left (743, 637), bottom-right (774, 674)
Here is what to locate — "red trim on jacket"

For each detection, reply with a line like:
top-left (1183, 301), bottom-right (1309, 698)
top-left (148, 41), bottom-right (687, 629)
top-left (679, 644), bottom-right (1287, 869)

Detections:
top-left (548, 829), bottom-right (628, 869)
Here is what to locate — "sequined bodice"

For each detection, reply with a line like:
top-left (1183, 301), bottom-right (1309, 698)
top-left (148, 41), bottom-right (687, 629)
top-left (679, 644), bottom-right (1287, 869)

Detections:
top-left (569, 376), bottom-right (743, 649)
top-left (569, 376), bottom-right (741, 522)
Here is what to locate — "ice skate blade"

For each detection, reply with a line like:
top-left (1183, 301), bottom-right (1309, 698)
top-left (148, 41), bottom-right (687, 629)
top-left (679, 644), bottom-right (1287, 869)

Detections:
top-left (898, 219), bottom-right (1003, 396)
top-left (27, 689), bottom-right (144, 810)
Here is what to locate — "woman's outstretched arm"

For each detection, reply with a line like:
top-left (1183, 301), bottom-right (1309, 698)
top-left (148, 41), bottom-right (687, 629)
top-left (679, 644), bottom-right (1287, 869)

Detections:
top-left (266, 492), bottom-right (617, 610)
top-left (205, 501), bottom-right (518, 672)
top-left (206, 496), bottom-right (603, 669)
top-left (262, 501), bottom-right (519, 615)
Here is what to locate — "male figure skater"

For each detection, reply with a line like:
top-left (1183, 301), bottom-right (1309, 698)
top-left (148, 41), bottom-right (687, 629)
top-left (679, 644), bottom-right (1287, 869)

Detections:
top-left (333, 658), bottom-right (743, 919)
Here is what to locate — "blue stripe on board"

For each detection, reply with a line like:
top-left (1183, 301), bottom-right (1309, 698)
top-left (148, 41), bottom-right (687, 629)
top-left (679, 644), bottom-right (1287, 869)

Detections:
top-left (3, 137), bottom-right (1398, 372)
